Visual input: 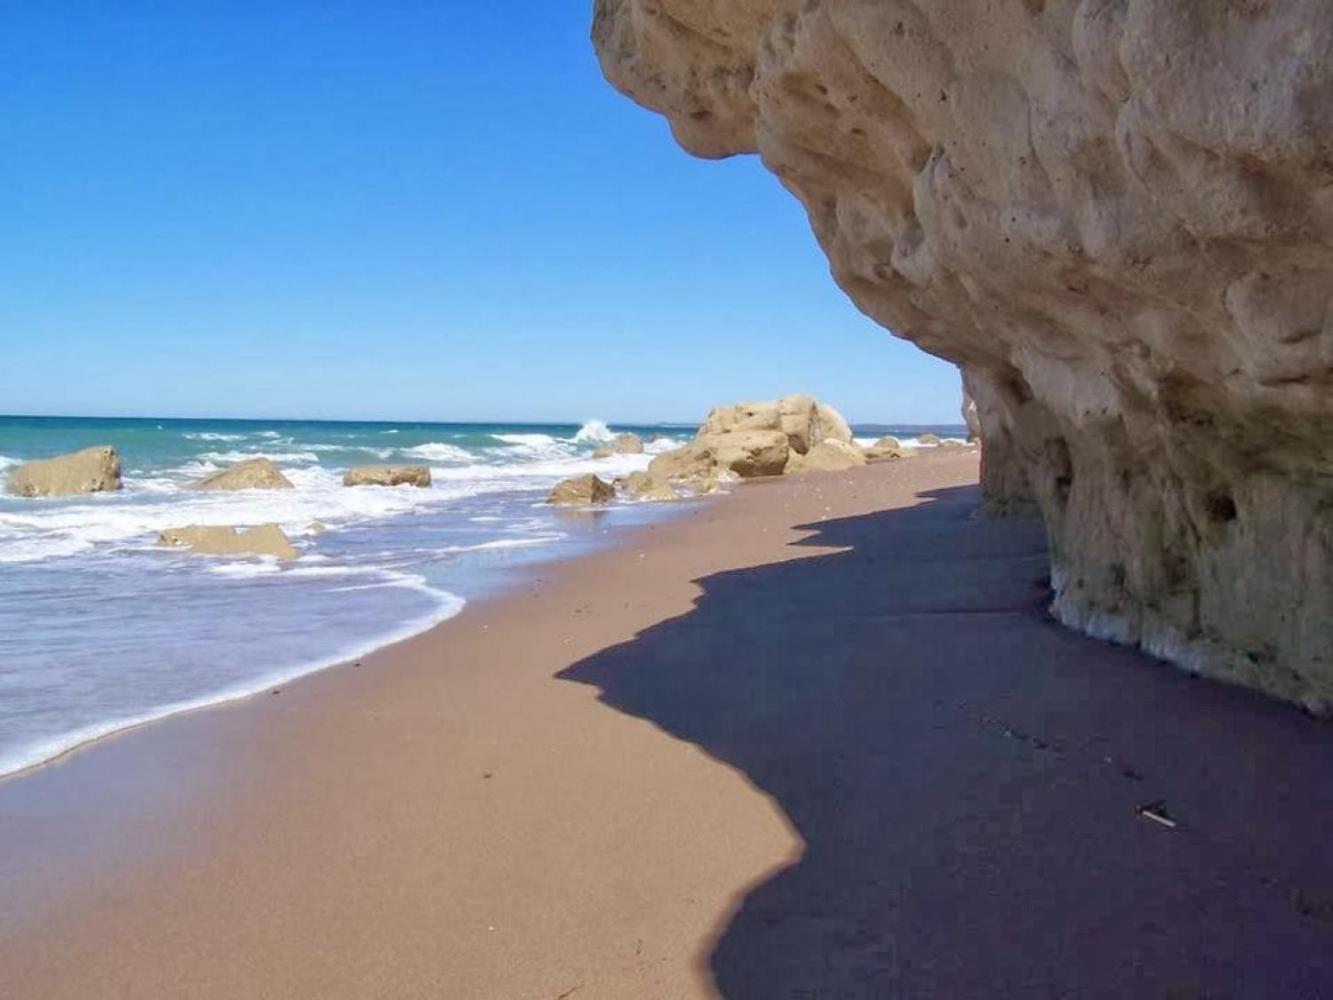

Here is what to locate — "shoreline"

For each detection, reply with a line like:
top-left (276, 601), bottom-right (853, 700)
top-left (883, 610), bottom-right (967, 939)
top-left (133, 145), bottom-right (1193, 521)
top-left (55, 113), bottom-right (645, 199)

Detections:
top-left (5, 449), bottom-right (1332, 997)
top-left (0, 481), bottom-right (693, 783)
top-left (0, 588), bottom-right (467, 784)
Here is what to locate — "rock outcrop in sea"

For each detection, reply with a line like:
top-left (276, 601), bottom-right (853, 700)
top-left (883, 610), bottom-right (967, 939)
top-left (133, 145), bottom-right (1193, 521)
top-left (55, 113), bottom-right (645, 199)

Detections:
top-left (594, 1), bottom-right (1333, 709)
top-left (6, 446), bottom-right (122, 497)
top-left (593, 433), bottom-right (645, 458)
top-left (193, 457), bottom-right (294, 491)
top-left (343, 465), bottom-right (432, 488)
top-left (548, 473), bottom-right (616, 506)
top-left (158, 524), bottom-right (298, 560)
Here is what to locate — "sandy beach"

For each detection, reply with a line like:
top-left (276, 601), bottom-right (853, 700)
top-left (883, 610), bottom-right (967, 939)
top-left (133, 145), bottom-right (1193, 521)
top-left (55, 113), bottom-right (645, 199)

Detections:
top-left (3, 450), bottom-right (1332, 998)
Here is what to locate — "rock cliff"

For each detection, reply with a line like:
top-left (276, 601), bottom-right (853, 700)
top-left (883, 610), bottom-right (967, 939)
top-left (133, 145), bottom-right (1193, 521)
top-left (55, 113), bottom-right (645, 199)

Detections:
top-left (594, 1), bottom-right (1333, 708)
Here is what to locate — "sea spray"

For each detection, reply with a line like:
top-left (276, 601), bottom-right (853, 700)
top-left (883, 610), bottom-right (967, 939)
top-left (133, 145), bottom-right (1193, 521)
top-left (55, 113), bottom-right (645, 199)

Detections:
top-left (0, 415), bottom-right (694, 778)
top-left (0, 415), bottom-right (964, 779)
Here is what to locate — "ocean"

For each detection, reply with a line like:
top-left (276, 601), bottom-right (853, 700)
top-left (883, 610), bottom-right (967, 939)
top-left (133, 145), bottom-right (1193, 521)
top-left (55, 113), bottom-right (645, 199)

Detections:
top-left (0, 414), bottom-right (967, 779)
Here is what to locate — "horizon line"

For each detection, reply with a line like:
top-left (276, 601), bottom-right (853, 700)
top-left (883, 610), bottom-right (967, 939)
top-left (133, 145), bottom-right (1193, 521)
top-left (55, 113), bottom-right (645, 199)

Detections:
top-left (0, 411), bottom-right (969, 429)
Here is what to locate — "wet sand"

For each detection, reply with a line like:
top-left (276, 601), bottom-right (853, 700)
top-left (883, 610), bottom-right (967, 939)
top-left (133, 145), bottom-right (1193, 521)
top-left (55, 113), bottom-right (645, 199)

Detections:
top-left (3, 450), bottom-right (1332, 998)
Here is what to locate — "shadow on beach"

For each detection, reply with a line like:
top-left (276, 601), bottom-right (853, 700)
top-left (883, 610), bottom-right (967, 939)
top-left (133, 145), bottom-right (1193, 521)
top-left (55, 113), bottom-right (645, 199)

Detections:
top-left (559, 484), bottom-right (1333, 997)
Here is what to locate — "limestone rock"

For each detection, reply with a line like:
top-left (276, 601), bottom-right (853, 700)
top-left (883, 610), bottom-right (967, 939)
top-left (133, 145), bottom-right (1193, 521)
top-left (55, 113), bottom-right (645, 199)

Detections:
top-left (681, 470), bottom-right (726, 496)
top-left (6, 446), bottom-right (121, 497)
top-left (864, 436), bottom-right (904, 462)
top-left (699, 394), bottom-right (851, 455)
top-left (343, 465), bottom-right (431, 488)
top-left (594, 0), bottom-right (1333, 707)
top-left (703, 429), bottom-right (791, 478)
top-left (961, 378), bottom-right (982, 442)
top-left (547, 474), bottom-right (615, 506)
top-left (814, 402), bottom-right (853, 450)
top-left (790, 439), bottom-right (868, 475)
top-left (648, 441), bottom-right (715, 483)
top-left (917, 434), bottom-right (942, 447)
top-left (193, 457), bottom-right (293, 491)
top-left (158, 524), bottom-right (298, 561)
top-left (618, 471), bottom-right (682, 502)
top-left (593, 432), bottom-right (646, 458)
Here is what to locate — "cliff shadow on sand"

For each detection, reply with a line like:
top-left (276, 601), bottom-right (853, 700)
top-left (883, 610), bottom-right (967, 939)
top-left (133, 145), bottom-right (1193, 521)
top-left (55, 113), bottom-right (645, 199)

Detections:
top-left (559, 485), bottom-right (1333, 997)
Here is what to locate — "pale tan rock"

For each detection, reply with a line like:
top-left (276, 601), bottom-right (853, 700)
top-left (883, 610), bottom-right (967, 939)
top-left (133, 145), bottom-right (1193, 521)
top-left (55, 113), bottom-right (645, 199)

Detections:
top-left (611, 432), bottom-right (645, 454)
top-left (193, 457), bottom-right (293, 491)
top-left (595, 0), bottom-right (1333, 708)
top-left (6, 446), bottom-right (121, 497)
top-left (681, 470), bottom-right (726, 496)
top-left (699, 395), bottom-right (850, 455)
top-left (790, 439), bottom-right (868, 474)
top-left (158, 524), bottom-right (297, 561)
top-left (864, 436), bottom-right (904, 462)
top-left (618, 471), bottom-right (682, 502)
top-left (648, 441), bottom-right (715, 483)
top-left (961, 379), bottom-right (981, 442)
top-left (547, 474), bottom-right (615, 506)
top-left (701, 429), bottom-right (790, 478)
top-left (593, 433), bottom-right (645, 459)
top-left (343, 465), bottom-right (431, 488)
top-left (917, 434), bottom-right (943, 447)
top-left (814, 402), bottom-right (853, 449)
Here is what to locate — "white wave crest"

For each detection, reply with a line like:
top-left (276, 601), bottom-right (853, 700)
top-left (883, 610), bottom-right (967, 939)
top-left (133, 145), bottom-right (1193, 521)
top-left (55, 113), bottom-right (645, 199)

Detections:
top-left (492, 433), bottom-right (558, 448)
top-left (400, 442), bottom-right (474, 463)
top-left (572, 419), bottom-right (614, 444)
top-left (197, 449), bottom-right (320, 464)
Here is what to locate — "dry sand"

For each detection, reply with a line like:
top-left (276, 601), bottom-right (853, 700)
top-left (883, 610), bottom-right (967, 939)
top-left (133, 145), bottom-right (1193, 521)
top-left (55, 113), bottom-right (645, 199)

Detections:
top-left (2, 452), bottom-right (1332, 998)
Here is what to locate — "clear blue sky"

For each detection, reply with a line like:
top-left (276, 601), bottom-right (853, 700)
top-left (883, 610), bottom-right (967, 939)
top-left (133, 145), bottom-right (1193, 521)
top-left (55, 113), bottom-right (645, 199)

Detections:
top-left (0, 2), bottom-right (960, 425)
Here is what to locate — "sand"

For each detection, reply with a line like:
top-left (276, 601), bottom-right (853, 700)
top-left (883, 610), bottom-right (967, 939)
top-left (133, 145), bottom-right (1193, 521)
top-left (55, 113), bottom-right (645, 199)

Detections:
top-left (2, 451), bottom-right (1332, 998)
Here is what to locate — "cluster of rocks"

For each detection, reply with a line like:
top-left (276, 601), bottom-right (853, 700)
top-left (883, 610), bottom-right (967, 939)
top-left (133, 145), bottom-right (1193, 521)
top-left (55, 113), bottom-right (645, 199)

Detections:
top-left (8, 423), bottom-right (974, 553)
top-left (546, 395), bottom-right (971, 507)
top-left (3, 447), bottom-right (435, 561)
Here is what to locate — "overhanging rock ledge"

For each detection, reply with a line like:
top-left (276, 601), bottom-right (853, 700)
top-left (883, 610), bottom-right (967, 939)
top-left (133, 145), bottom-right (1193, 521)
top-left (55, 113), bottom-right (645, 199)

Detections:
top-left (594, 0), bottom-right (1333, 709)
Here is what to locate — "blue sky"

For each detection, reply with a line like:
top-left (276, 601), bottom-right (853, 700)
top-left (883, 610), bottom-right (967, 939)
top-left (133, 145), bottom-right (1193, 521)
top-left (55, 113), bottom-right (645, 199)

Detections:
top-left (0, 2), bottom-right (960, 425)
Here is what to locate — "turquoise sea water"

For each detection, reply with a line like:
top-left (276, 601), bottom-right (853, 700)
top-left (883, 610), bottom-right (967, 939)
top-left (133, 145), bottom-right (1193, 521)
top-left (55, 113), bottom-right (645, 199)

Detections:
top-left (0, 414), bottom-right (966, 778)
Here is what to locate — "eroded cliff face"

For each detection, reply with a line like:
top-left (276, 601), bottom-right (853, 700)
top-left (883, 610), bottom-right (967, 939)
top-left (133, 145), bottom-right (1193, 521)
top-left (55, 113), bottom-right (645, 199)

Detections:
top-left (594, 0), bottom-right (1333, 709)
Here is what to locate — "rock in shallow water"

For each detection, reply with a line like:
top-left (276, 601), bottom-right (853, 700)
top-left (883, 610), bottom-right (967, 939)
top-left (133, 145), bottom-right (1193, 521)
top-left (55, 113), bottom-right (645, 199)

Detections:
top-left (547, 474), bottom-right (615, 506)
top-left (617, 471), bottom-right (682, 502)
top-left (158, 524), bottom-right (298, 561)
top-left (193, 457), bottom-right (293, 491)
top-left (594, 0), bottom-right (1333, 708)
top-left (343, 465), bottom-right (432, 488)
top-left (593, 433), bottom-right (645, 458)
top-left (6, 446), bottom-right (122, 497)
